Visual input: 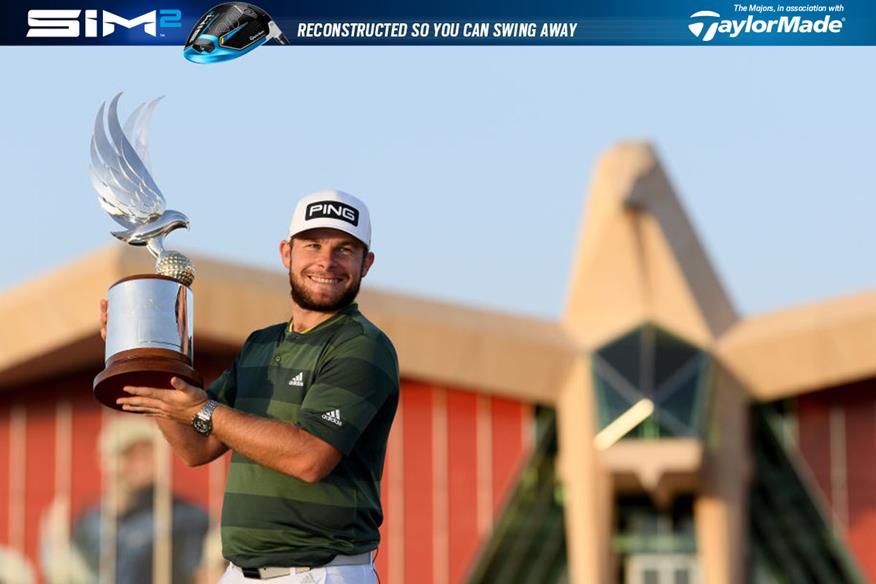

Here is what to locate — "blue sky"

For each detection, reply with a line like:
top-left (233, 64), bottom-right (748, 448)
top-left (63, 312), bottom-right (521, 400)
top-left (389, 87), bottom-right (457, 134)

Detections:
top-left (2, 46), bottom-right (875, 320)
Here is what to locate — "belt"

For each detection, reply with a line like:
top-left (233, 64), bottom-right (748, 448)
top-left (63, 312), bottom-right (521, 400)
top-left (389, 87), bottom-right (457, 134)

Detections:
top-left (236, 551), bottom-right (374, 580)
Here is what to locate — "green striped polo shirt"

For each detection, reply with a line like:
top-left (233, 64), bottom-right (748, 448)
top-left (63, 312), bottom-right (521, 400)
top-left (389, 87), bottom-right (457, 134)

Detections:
top-left (207, 303), bottom-right (399, 568)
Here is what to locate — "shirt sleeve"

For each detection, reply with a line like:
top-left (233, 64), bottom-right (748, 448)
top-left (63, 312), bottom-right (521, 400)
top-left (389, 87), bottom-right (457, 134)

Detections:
top-left (206, 368), bottom-right (236, 407)
top-left (206, 334), bottom-right (253, 407)
top-left (297, 334), bottom-right (398, 456)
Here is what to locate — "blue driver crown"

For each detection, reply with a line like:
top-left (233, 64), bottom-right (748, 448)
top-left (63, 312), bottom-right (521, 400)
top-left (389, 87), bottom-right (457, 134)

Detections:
top-left (184, 2), bottom-right (288, 64)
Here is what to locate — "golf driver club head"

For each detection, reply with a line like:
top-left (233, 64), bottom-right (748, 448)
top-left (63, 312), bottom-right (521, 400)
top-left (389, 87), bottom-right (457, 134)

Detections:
top-left (184, 2), bottom-right (288, 64)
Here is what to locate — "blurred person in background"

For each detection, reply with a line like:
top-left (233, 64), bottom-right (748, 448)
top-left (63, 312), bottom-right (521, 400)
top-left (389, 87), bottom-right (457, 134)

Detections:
top-left (40, 417), bottom-right (209, 584)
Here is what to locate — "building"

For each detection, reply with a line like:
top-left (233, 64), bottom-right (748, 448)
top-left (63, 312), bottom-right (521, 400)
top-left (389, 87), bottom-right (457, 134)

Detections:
top-left (0, 142), bottom-right (873, 583)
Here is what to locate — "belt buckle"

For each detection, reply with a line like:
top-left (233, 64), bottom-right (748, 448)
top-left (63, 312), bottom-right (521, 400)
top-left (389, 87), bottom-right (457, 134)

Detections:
top-left (240, 567), bottom-right (262, 579)
top-left (240, 566), bottom-right (300, 579)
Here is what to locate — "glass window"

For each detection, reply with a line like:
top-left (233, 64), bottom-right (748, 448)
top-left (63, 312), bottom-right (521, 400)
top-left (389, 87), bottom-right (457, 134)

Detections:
top-left (593, 324), bottom-right (709, 439)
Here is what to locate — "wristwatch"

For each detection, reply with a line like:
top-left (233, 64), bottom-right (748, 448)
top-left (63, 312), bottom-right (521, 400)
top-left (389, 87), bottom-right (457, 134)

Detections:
top-left (193, 400), bottom-right (220, 436)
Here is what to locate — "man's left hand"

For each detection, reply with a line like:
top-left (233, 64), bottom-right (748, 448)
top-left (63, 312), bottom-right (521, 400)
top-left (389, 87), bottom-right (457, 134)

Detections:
top-left (117, 377), bottom-right (208, 423)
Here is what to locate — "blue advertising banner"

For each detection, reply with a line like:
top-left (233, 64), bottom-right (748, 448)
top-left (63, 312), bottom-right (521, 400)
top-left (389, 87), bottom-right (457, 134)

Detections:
top-left (6, 0), bottom-right (874, 45)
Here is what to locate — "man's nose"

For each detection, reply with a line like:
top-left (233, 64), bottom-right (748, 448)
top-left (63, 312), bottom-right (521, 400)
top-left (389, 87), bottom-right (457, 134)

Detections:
top-left (316, 247), bottom-right (338, 268)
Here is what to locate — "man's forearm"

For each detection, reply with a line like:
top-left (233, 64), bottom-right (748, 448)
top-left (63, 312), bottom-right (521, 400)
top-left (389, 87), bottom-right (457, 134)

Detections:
top-left (154, 417), bottom-right (227, 466)
top-left (116, 380), bottom-right (340, 480)
top-left (209, 405), bottom-right (340, 482)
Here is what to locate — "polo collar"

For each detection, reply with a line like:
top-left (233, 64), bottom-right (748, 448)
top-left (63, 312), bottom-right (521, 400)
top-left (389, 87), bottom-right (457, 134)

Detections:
top-left (286, 303), bottom-right (360, 336)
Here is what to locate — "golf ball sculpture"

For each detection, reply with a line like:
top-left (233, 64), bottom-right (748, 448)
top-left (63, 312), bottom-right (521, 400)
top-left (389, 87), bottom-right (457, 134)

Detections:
top-left (90, 93), bottom-right (203, 411)
top-left (156, 251), bottom-right (196, 287)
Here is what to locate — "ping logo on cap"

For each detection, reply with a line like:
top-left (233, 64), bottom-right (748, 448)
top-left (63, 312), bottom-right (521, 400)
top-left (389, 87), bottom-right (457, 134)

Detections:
top-left (306, 201), bottom-right (359, 226)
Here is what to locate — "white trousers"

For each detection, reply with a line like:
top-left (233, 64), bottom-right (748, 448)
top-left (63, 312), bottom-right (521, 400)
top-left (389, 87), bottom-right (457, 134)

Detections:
top-left (218, 562), bottom-right (378, 584)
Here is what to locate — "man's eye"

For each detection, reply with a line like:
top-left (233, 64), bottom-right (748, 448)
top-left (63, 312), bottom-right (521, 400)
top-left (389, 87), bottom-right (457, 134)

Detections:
top-left (338, 247), bottom-right (353, 255)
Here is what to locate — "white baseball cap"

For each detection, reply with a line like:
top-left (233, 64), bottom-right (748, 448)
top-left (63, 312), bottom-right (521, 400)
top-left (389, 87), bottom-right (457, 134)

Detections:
top-left (98, 416), bottom-right (158, 463)
top-left (288, 190), bottom-right (371, 248)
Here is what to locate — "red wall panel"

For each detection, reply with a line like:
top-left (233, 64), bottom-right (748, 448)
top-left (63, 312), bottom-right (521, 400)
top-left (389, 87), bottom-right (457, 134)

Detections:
top-left (401, 381), bottom-right (435, 584)
top-left (491, 397), bottom-right (528, 514)
top-left (797, 379), bottom-right (876, 583)
top-left (797, 394), bottom-right (833, 507)
top-left (447, 390), bottom-right (479, 584)
top-left (70, 391), bottom-right (103, 521)
top-left (24, 400), bottom-right (55, 584)
top-left (375, 443), bottom-right (391, 582)
top-left (844, 394), bottom-right (876, 580)
top-left (0, 403), bottom-right (9, 545)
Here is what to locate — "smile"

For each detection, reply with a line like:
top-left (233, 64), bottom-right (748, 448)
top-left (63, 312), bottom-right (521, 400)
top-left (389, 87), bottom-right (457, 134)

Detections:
top-left (307, 275), bottom-right (343, 284)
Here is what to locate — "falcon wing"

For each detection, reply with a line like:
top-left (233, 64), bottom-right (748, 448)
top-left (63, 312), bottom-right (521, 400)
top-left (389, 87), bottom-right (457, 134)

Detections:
top-left (125, 96), bottom-right (164, 177)
top-left (89, 93), bottom-right (166, 228)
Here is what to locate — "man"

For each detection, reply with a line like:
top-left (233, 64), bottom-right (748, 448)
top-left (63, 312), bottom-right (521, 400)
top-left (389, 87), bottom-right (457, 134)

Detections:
top-left (107, 190), bottom-right (399, 584)
top-left (41, 417), bottom-right (209, 584)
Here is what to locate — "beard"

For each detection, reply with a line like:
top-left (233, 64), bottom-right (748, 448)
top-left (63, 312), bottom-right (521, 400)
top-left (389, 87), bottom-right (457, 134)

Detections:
top-left (289, 268), bottom-right (362, 313)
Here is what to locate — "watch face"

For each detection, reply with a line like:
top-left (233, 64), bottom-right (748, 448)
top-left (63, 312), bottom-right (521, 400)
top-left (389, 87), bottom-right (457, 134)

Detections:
top-left (193, 416), bottom-right (211, 435)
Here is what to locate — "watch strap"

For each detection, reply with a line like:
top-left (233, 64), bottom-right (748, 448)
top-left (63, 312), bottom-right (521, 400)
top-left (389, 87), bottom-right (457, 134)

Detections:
top-left (193, 399), bottom-right (220, 435)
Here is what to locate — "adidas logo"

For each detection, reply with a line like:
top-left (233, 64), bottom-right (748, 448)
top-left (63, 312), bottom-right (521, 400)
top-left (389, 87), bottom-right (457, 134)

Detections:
top-left (288, 372), bottom-right (304, 387)
top-left (321, 409), bottom-right (343, 426)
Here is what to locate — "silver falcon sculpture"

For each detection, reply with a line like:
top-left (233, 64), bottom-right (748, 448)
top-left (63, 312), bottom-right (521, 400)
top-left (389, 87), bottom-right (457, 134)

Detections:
top-left (89, 93), bottom-right (195, 286)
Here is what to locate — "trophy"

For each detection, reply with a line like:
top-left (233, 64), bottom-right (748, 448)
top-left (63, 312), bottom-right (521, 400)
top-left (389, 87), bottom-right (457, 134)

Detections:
top-left (90, 93), bottom-right (202, 411)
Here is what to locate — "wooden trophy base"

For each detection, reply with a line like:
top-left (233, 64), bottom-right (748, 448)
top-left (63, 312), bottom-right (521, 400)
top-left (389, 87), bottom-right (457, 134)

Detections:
top-left (93, 348), bottom-right (204, 411)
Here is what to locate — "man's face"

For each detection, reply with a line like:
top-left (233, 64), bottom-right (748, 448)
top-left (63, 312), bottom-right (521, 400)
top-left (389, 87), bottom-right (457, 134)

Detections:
top-left (117, 441), bottom-right (155, 491)
top-left (280, 228), bottom-right (374, 313)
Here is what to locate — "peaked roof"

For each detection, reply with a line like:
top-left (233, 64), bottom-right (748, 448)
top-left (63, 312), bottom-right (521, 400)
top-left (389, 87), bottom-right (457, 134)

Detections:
top-left (564, 142), bottom-right (737, 348)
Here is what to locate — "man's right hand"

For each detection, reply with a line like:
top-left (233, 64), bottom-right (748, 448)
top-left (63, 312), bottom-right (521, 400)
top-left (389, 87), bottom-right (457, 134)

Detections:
top-left (100, 298), bottom-right (108, 341)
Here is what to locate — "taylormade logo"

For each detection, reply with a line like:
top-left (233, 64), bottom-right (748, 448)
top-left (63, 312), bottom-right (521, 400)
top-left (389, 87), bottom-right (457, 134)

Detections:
top-left (688, 10), bottom-right (843, 42)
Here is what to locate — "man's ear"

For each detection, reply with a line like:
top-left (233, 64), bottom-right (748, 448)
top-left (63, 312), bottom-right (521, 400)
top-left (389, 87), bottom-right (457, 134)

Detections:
top-left (361, 251), bottom-right (375, 278)
top-left (279, 240), bottom-right (292, 269)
